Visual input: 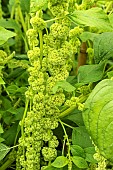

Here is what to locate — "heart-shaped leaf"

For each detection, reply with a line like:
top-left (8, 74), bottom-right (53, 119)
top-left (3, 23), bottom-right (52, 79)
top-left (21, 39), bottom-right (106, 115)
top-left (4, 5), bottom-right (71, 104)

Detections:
top-left (82, 79), bottom-right (113, 162)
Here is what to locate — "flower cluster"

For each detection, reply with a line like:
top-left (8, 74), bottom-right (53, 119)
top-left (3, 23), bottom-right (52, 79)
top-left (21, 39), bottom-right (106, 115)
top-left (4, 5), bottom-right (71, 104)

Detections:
top-left (65, 96), bottom-right (84, 111)
top-left (48, 0), bottom-right (69, 17)
top-left (0, 50), bottom-right (7, 65)
top-left (93, 146), bottom-right (107, 170)
top-left (16, 1), bottom-right (84, 169)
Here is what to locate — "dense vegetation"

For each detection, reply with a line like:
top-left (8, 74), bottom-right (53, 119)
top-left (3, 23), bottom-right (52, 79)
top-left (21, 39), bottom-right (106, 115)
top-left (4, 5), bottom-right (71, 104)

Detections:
top-left (0, 0), bottom-right (113, 170)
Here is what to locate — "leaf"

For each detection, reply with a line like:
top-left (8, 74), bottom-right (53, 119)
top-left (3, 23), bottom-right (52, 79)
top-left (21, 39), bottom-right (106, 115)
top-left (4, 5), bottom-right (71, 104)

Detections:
top-left (2, 112), bottom-right (13, 125)
top-left (0, 124), bottom-right (4, 133)
top-left (51, 156), bottom-right (69, 168)
top-left (2, 123), bottom-right (18, 146)
top-left (20, 0), bottom-right (30, 13)
top-left (16, 87), bottom-right (27, 94)
top-left (67, 7), bottom-right (113, 32)
top-left (77, 62), bottom-right (105, 83)
top-left (109, 13), bottom-right (113, 28)
top-left (6, 85), bottom-right (18, 94)
top-left (107, 71), bottom-right (113, 79)
top-left (82, 79), bottom-right (113, 162)
top-left (0, 77), bottom-right (5, 84)
top-left (72, 127), bottom-right (93, 148)
top-left (52, 80), bottom-right (75, 94)
top-left (85, 153), bottom-right (97, 163)
top-left (0, 137), bottom-right (5, 143)
top-left (13, 107), bottom-right (24, 120)
top-left (1, 97), bottom-right (12, 110)
top-left (66, 76), bottom-right (77, 86)
top-left (0, 66), bottom-right (4, 73)
top-left (80, 32), bottom-right (98, 42)
top-left (71, 145), bottom-right (85, 158)
top-left (64, 109), bottom-right (84, 126)
top-left (93, 32), bottom-right (113, 63)
top-left (7, 68), bottom-right (24, 78)
top-left (84, 147), bottom-right (95, 155)
top-left (0, 143), bottom-right (10, 161)
top-left (0, 19), bottom-right (21, 33)
top-left (72, 156), bottom-right (88, 169)
top-left (45, 166), bottom-right (59, 170)
top-left (72, 163), bottom-right (80, 170)
top-left (0, 26), bottom-right (16, 45)
top-left (84, 147), bottom-right (97, 163)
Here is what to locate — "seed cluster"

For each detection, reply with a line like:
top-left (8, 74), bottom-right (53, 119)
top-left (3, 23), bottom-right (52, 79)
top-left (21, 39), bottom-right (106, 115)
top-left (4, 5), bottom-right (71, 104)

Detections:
top-left (16, 0), bottom-right (83, 169)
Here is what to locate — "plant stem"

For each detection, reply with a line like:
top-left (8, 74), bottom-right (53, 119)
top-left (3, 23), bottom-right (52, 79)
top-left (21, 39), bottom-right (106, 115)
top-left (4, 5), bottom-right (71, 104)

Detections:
top-left (59, 105), bottom-right (77, 118)
top-left (39, 30), bottom-right (43, 64)
top-left (105, 1), bottom-right (113, 13)
top-left (14, 98), bottom-right (21, 108)
top-left (77, 42), bottom-right (87, 74)
top-left (0, 158), bottom-right (15, 170)
top-left (62, 138), bottom-right (66, 156)
top-left (21, 99), bottom-right (29, 155)
top-left (18, 5), bottom-right (26, 33)
top-left (59, 119), bottom-right (72, 169)
top-left (61, 122), bottom-right (74, 129)
top-left (45, 16), bottom-right (64, 23)
top-left (59, 95), bottom-right (88, 118)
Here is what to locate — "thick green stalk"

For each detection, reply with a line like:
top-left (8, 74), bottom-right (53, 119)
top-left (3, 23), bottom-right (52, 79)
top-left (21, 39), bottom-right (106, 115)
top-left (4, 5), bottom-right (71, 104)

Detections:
top-left (18, 5), bottom-right (27, 33)
top-left (59, 105), bottom-right (77, 118)
top-left (59, 95), bottom-right (88, 118)
top-left (0, 158), bottom-right (15, 170)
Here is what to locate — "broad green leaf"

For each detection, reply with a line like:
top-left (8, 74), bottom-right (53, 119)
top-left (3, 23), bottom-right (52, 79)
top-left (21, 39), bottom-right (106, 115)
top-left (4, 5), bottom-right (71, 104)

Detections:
top-left (84, 147), bottom-right (95, 155)
top-left (0, 124), bottom-right (4, 133)
top-left (7, 107), bottom-right (18, 115)
top-left (51, 156), bottom-right (69, 168)
top-left (72, 156), bottom-right (88, 169)
top-left (67, 7), bottom-right (113, 32)
top-left (93, 32), bottom-right (113, 63)
top-left (0, 143), bottom-right (10, 161)
top-left (82, 79), bottom-right (113, 162)
top-left (66, 76), bottom-right (77, 86)
top-left (20, 0), bottom-right (30, 13)
top-left (2, 112), bottom-right (13, 125)
top-left (16, 87), bottom-right (27, 94)
top-left (0, 66), bottom-right (4, 73)
top-left (2, 123), bottom-right (18, 146)
top-left (52, 80), bottom-right (75, 94)
top-left (0, 77), bottom-right (5, 84)
top-left (0, 137), bottom-right (5, 143)
top-left (13, 107), bottom-right (24, 121)
top-left (85, 153), bottom-right (97, 163)
top-left (6, 85), bottom-right (18, 94)
top-left (0, 19), bottom-right (21, 33)
top-left (64, 109), bottom-right (84, 126)
top-left (80, 32), bottom-right (98, 42)
top-left (7, 68), bottom-right (24, 79)
top-left (77, 62), bottom-right (105, 83)
top-left (72, 127), bottom-right (93, 148)
top-left (107, 71), bottom-right (113, 79)
top-left (109, 13), bottom-right (113, 28)
top-left (0, 26), bottom-right (16, 45)
top-left (1, 97), bottom-right (12, 110)
top-left (45, 166), bottom-right (59, 170)
top-left (71, 145), bottom-right (85, 158)
top-left (72, 163), bottom-right (80, 170)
